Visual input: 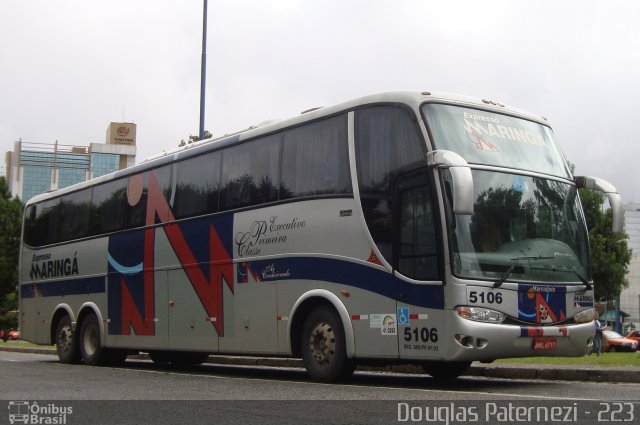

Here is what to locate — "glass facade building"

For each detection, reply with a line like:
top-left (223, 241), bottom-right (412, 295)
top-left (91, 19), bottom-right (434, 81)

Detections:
top-left (91, 152), bottom-right (121, 178)
top-left (5, 126), bottom-right (136, 202)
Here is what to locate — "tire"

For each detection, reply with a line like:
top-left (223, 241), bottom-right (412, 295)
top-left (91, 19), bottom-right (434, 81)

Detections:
top-left (301, 305), bottom-right (355, 382)
top-left (79, 313), bottom-right (127, 366)
top-left (609, 346), bottom-right (617, 353)
top-left (54, 315), bottom-right (81, 364)
top-left (422, 361), bottom-right (471, 380)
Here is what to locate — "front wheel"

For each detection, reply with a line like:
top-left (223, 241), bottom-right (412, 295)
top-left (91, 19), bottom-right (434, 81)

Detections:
top-left (301, 306), bottom-right (355, 382)
top-left (55, 315), bottom-right (80, 364)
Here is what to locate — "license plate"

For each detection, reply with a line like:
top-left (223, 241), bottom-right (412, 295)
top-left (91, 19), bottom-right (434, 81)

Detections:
top-left (533, 338), bottom-right (557, 350)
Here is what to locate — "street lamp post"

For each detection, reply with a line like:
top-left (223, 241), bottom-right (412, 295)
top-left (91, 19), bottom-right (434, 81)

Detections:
top-left (198, 0), bottom-right (208, 141)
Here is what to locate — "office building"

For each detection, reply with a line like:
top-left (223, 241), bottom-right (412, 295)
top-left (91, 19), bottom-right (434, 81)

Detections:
top-left (621, 203), bottom-right (640, 325)
top-left (4, 122), bottom-right (136, 202)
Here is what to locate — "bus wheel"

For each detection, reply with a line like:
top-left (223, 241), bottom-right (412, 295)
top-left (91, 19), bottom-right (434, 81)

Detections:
top-left (422, 361), bottom-right (471, 380)
top-left (79, 313), bottom-right (107, 366)
top-left (54, 315), bottom-right (80, 364)
top-left (301, 306), bottom-right (354, 382)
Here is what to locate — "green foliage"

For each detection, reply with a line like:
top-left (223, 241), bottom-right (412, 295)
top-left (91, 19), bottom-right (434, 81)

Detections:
top-left (496, 352), bottom-right (640, 367)
top-left (579, 188), bottom-right (631, 301)
top-left (0, 292), bottom-right (18, 329)
top-left (0, 176), bottom-right (22, 328)
top-left (178, 130), bottom-right (212, 147)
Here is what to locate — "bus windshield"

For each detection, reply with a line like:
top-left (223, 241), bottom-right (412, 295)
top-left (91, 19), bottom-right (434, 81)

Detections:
top-left (422, 103), bottom-right (570, 178)
top-left (444, 170), bottom-right (591, 283)
top-left (422, 103), bottom-right (590, 284)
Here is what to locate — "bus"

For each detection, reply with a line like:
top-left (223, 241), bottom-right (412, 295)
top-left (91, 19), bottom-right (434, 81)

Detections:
top-left (19, 91), bottom-right (624, 382)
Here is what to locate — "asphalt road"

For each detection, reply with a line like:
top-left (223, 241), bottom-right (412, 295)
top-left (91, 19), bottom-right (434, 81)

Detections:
top-left (2, 351), bottom-right (639, 425)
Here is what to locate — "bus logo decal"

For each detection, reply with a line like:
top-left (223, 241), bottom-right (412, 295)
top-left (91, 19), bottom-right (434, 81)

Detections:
top-left (108, 171), bottom-right (234, 337)
top-left (517, 285), bottom-right (566, 324)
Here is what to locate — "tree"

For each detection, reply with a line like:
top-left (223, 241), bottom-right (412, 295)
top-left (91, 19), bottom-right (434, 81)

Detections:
top-left (178, 130), bottom-right (212, 147)
top-left (579, 188), bottom-right (631, 301)
top-left (0, 176), bottom-right (22, 328)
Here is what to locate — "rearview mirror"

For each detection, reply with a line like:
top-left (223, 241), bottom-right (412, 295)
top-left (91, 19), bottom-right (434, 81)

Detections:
top-left (575, 176), bottom-right (624, 233)
top-left (427, 150), bottom-right (474, 215)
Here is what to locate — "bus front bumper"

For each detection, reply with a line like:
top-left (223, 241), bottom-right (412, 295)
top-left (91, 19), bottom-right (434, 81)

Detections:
top-left (445, 313), bottom-right (594, 362)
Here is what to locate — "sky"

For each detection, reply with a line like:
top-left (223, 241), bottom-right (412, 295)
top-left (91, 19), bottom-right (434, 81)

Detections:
top-left (1, 0), bottom-right (639, 203)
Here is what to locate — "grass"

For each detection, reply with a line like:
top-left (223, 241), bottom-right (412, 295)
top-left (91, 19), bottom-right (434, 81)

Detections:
top-left (495, 352), bottom-right (640, 367)
top-left (0, 340), bottom-right (53, 349)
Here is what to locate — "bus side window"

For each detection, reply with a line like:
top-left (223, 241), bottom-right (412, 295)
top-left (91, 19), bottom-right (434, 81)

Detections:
top-left (59, 189), bottom-right (92, 241)
top-left (174, 151), bottom-right (221, 219)
top-left (32, 198), bottom-right (60, 246)
top-left (220, 136), bottom-right (280, 210)
top-left (281, 115), bottom-right (351, 199)
top-left (92, 179), bottom-right (128, 234)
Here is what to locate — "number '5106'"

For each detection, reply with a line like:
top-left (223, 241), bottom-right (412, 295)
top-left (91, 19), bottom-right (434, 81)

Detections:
top-left (469, 291), bottom-right (503, 304)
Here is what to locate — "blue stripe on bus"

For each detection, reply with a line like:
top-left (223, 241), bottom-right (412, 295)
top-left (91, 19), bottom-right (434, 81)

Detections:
top-left (20, 257), bottom-right (443, 309)
top-left (107, 253), bottom-right (143, 275)
top-left (241, 257), bottom-right (445, 309)
top-left (20, 276), bottom-right (105, 299)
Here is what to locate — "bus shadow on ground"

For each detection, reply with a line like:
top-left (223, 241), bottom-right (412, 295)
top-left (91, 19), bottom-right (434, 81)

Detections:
top-left (117, 358), bottom-right (547, 393)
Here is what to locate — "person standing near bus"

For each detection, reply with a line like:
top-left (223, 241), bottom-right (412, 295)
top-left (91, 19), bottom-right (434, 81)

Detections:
top-left (593, 315), bottom-right (607, 356)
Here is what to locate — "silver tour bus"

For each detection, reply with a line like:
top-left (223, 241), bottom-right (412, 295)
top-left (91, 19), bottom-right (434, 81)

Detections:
top-left (19, 92), bottom-right (623, 381)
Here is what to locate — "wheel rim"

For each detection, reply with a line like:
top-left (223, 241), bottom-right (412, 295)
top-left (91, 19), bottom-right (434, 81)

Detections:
top-left (57, 325), bottom-right (73, 355)
top-left (83, 323), bottom-right (98, 357)
top-left (308, 321), bottom-right (336, 366)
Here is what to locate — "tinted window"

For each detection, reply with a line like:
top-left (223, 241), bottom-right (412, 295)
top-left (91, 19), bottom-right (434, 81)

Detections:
top-left (356, 107), bottom-right (425, 194)
top-left (355, 106), bottom-right (425, 262)
top-left (92, 179), bottom-right (127, 234)
top-left (146, 165), bottom-right (172, 224)
top-left (398, 174), bottom-right (438, 280)
top-left (281, 116), bottom-right (351, 199)
top-left (59, 189), bottom-right (92, 241)
top-left (174, 152), bottom-right (221, 218)
top-left (220, 136), bottom-right (280, 210)
top-left (24, 205), bottom-right (37, 245)
top-left (26, 198), bottom-right (60, 246)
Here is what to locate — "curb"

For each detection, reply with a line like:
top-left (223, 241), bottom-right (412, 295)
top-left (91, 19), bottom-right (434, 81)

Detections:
top-left (2, 345), bottom-right (639, 383)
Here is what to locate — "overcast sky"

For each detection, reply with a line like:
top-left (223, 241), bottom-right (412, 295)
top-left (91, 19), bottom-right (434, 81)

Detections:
top-left (1, 0), bottom-right (639, 203)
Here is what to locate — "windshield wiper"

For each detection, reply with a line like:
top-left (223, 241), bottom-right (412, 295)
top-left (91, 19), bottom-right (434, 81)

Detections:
top-left (493, 255), bottom-right (554, 288)
top-left (530, 266), bottom-right (592, 290)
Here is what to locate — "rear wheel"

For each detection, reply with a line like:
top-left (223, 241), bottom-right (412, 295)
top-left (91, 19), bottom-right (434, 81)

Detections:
top-left (301, 306), bottom-right (354, 382)
top-left (55, 315), bottom-right (80, 364)
top-left (79, 313), bottom-right (127, 366)
top-left (609, 346), bottom-right (617, 353)
top-left (422, 361), bottom-right (471, 380)
top-left (79, 313), bottom-right (104, 365)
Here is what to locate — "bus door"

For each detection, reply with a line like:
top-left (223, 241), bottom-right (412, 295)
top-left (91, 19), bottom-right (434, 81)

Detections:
top-left (394, 170), bottom-right (444, 358)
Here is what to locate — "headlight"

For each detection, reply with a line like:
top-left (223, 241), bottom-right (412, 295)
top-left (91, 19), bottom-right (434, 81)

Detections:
top-left (573, 308), bottom-right (597, 324)
top-left (455, 306), bottom-right (505, 323)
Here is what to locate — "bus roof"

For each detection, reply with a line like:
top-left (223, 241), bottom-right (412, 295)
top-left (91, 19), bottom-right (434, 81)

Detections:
top-left (25, 91), bottom-right (548, 206)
